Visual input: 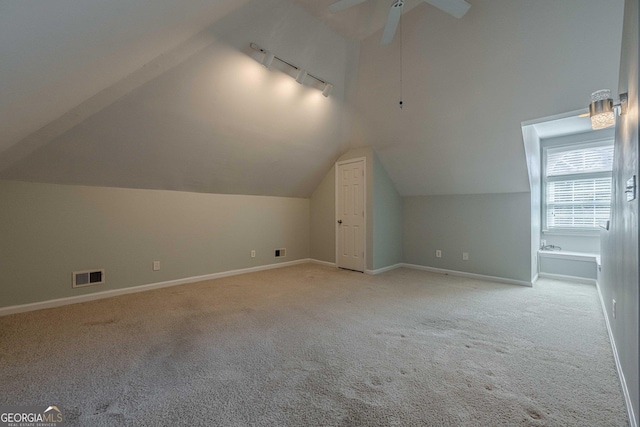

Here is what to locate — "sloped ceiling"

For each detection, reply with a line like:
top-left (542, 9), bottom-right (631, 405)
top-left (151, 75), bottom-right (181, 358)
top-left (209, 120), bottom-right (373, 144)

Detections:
top-left (0, 0), bottom-right (357, 197)
top-left (348, 0), bottom-right (624, 195)
top-left (0, 0), bottom-right (250, 156)
top-left (0, 0), bottom-right (626, 198)
top-left (290, 0), bottom-right (425, 41)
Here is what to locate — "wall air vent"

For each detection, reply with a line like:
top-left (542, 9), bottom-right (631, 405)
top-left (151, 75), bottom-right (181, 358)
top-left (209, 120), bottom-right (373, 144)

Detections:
top-left (274, 248), bottom-right (286, 258)
top-left (72, 269), bottom-right (105, 288)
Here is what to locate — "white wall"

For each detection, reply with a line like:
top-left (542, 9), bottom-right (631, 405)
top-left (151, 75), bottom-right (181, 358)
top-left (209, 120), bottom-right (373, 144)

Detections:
top-left (0, 180), bottom-right (309, 308)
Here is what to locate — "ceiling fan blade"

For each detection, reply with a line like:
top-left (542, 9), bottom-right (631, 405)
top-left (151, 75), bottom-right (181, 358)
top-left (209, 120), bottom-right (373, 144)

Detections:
top-left (328, 0), bottom-right (369, 14)
top-left (381, 0), bottom-right (404, 45)
top-left (423, 0), bottom-right (470, 18)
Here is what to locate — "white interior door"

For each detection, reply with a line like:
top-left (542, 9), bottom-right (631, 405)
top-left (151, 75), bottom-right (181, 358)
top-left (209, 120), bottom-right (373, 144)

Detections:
top-left (336, 159), bottom-right (365, 272)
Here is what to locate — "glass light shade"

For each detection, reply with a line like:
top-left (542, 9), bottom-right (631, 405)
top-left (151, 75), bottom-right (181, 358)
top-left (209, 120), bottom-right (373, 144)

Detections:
top-left (591, 111), bottom-right (615, 130)
top-left (591, 89), bottom-right (611, 102)
top-left (589, 90), bottom-right (615, 130)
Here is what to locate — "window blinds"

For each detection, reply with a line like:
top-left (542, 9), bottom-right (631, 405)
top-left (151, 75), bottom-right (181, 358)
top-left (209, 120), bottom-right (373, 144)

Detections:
top-left (546, 145), bottom-right (613, 177)
top-left (544, 143), bottom-right (613, 230)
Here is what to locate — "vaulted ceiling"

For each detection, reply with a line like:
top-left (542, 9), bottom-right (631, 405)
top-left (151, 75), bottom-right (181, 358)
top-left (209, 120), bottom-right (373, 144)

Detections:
top-left (0, 0), bottom-right (625, 197)
top-left (291, 0), bottom-right (427, 41)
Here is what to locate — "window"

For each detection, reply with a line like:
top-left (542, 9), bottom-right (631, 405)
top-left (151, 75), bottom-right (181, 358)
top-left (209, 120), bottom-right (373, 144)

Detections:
top-left (543, 141), bottom-right (614, 232)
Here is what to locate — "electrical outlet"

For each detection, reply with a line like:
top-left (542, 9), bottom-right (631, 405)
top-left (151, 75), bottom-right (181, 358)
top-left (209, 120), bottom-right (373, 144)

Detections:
top-left (613, 299), bottom-right (616, 319)
top-left (435, 250), bottom-right (442, 258)
top-left (152, 261), bottom-right (161, 271)
top-left (251, 250), bottom-right (256, 258)
top-left (462, 252), bottom-right (469, 261)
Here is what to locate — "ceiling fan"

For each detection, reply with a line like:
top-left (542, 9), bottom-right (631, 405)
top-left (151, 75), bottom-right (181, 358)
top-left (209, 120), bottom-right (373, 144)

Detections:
top-left (329, 0), bottom-right (471, 45)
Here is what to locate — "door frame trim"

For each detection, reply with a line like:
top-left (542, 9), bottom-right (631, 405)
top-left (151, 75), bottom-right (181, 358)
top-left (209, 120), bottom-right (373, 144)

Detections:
top-left (335, 157), bottom-right (367, 272)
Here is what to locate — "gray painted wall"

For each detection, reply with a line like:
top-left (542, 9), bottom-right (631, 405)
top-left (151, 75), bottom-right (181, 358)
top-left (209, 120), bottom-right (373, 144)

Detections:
top-left (539, 256), bottom-right (597, 280)
top-left (600, 0), bottom-right (639, 423)
top-left (309, 165), bottom-right (335, 264)
top-left (373, 152), bottom-right (403, 269)
top-left (0, 180), bottom-right (309, 308)
top-left (403, 193), bottom-right (531, 283)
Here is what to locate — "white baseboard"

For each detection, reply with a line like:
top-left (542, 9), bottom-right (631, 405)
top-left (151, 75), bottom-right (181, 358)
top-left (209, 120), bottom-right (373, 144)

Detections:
top-left (308, 260), bottom-right (402, 274)
top-left (0, 259), bottom-right (311, 317)
top-left (365, 263), bottom-right (403, 275)
top-left (531, 273), bottom-right (539, 286)
top-left (595, 281), bottom-right (638, 427)
top-left (309, 259), bottom-right (336, 268)
top-left (538, 272), bottom-right (597, 285)
top-left (401, 263), bottom-right (532, 287)
top-left (308, 259), bottom-right (403, 275)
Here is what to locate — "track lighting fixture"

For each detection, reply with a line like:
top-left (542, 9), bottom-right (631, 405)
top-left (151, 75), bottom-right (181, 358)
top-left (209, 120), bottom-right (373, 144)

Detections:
top-left (250, 43), bottom-right (333, 98)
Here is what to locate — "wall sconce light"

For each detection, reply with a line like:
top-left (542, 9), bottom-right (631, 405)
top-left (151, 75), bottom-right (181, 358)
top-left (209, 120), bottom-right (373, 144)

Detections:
top-left (589, 89), bottom-right (628, 130)
top-left (250, 43), bottom-right (333, 98)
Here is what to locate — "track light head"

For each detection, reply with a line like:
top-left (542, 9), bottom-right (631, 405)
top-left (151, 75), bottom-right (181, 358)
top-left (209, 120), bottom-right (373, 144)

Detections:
top-left (262, 51), bottom-right (275, 68)
top-left (296, 69), bottom-right (307, 84)
top-left (322, 83), bottom-right (333, 97)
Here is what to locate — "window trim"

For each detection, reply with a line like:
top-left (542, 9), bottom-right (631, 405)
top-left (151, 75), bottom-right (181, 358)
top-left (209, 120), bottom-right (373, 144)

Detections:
top-left (541, 138), bottom-right (614, 235)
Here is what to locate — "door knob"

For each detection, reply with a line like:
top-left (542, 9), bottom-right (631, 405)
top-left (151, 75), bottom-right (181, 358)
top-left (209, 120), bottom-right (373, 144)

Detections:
top-left (337, 220), bottom-right (342, 224)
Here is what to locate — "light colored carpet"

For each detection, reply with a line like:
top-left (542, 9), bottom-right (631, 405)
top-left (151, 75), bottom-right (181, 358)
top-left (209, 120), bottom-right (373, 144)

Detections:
top-left (0, 264), bottom-right (628, 426)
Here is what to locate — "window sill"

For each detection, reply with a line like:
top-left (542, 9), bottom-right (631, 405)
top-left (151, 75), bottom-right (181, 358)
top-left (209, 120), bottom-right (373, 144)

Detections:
top-left (542, 230), bottom-right (600, 237)
top-left (538, 249), bottom-right (600, 266)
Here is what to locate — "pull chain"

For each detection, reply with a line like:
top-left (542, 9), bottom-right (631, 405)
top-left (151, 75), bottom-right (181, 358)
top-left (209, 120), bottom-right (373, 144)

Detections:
top-left (399, 13), bottom-right (403, 110)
